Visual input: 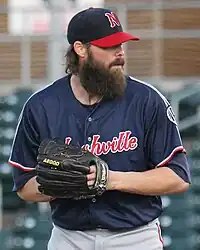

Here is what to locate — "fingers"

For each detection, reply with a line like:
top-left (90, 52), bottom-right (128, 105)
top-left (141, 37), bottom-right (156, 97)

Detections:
top-left (87, 165), bottom-right (96, 186)
top-left (87, 172), bottom-right (96, 181)
top-left (88, 180), bottom-right (95, 186)
top-left (88, 165), bottom-right (96, 180)
top-left (89, 165), bottom-right (96, 173)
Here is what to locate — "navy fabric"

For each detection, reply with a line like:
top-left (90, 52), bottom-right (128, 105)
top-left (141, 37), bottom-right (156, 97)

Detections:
top-left (9, 74), bottom-right (190, 230)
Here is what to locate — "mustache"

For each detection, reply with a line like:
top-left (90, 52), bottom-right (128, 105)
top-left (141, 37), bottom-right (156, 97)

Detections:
top-left (79, 53), bottom-right (126, 100)
top-left (109, 58), bottom-right (125, 68)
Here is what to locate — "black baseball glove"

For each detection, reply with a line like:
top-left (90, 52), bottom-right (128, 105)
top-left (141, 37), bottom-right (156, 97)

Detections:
top-left (35, 139), bottom-right (109, 199)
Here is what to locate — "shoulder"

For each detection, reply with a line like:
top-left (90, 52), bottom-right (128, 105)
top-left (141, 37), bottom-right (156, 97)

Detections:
top-left (24, 75), bottom-right (70, 108)
top-left (126, 76), bottom-right (170, 107)
top-left (127, 77), bottom-right (178, 125)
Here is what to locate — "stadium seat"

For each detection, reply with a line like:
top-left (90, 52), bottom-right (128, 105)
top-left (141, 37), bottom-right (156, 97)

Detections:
top-left (0, 229), bottom-right (14, 250)
top-left (163, 232), bottom-right (200, 250)
top-left (0, 234), bottom-right (48, 250)
top-left (161, 193), bottom-right (192, 215)
top-left (0, 90), bottom-right (33, 213)
top-left (12, 211), bottom-right (52, 240)
top-left (188, 142), bottom-right (200, 242)
top-left (0, 162), bottom-right (26, 211)
top-left (160, 192), bottom-right (195, 248)
top-left (160, 213), bottom-right (194, 237)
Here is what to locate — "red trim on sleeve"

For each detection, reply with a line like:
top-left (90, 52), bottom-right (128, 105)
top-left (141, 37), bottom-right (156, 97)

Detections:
top-left (156, 146), bottom-right (186, 167)
top-left (8, 160), bottom-right (35, 172)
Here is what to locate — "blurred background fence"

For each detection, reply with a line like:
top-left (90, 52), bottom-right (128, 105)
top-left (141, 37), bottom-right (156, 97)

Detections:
top-left (0, 0), bottom-right (200, 249)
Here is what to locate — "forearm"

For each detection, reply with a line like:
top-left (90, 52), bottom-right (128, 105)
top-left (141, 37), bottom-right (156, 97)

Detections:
top-left (17, 176), bottom-right (53, 202)
top-left (108, 167), bottom-right (189, 196)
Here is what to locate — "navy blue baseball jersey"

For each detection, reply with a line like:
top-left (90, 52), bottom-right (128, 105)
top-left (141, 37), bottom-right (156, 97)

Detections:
top-left (9, 75), bottom-right (191, 230)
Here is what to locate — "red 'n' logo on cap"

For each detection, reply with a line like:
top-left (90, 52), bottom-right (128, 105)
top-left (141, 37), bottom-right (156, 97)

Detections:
top-left (105, 12), bottom-right (120, 28)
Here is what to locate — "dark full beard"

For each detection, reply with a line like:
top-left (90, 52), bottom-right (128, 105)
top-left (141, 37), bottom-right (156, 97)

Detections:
top-left (79, 51), bottom-right (126, 100)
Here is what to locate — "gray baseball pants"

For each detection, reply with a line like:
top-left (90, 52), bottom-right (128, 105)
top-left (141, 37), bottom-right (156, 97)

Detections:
top-left (48, 218), bottom-right (163, 250)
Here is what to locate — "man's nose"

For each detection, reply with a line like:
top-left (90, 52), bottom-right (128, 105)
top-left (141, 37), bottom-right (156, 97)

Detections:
top-left (116, 45), bottom-right (125, 57)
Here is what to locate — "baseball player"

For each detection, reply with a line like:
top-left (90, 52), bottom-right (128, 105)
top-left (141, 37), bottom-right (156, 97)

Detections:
top-left (9, 7), bottom-right (191, 250)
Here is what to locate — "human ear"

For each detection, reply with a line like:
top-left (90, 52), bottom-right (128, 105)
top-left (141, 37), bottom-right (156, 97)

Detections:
top-left (73, 41), bottom-right (87, 58)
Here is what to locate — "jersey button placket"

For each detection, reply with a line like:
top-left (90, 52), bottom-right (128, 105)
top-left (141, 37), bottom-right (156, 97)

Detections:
top-left (92, 198), bottom-right (96, 203)
top-left (84, 116), bottom-right (93, 145)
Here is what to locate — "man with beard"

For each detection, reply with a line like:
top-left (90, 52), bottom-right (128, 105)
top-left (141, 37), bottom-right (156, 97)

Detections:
top-left (9, 7), bottom-right (191, 250)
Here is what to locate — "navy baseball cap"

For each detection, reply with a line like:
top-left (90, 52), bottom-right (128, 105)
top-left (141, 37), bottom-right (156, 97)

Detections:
top-left (67, 7), bottom-right (139, 48)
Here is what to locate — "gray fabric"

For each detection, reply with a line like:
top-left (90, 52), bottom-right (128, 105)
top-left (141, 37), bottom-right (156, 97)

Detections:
top-left (48, 218), bottom-right (163, 250)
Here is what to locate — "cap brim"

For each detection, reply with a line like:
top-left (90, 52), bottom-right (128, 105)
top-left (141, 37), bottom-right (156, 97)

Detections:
top-left (90, 31), bottom-right (139, 48)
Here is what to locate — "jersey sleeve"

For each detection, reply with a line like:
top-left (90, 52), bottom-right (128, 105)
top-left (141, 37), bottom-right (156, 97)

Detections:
top-left (8, 95), bottom-right (44, 191)
top-left (144, 89), bottom-right (190, 182)
top-left (167, 152), bottom-right (191, 183)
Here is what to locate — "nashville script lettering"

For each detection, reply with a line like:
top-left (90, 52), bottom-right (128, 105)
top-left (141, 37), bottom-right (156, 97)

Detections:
top-left (65, 131), bottom-right (138, 156)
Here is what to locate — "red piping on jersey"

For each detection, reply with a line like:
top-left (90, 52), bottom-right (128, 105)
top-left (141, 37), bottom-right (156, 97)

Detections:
top-left (156, 146), bottom-right (185, 167)
top-left (8, 145), bottom-right (185, 171)
top-left (8, 160), bottom-right (35, 172)
top-left (156, 222), bottom-right (164, 249)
